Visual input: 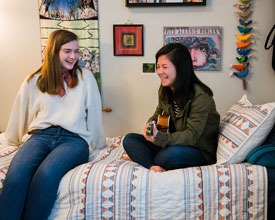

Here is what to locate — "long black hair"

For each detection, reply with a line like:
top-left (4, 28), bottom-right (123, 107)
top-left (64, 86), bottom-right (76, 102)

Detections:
top-left (155, 43), bottom-right (213, 109)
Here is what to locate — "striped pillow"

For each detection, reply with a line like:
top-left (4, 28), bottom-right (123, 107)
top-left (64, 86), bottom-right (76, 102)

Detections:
top-left (216, 95), bottom-right (275, 164)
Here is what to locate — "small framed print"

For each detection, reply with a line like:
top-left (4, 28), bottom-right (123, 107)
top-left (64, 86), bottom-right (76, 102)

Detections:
top-left (143, 63), bottom-right (155, 73)
top-left (126, 0), bottom-right (206, 7)
top-left (113, 24), bottom-right (144, 56)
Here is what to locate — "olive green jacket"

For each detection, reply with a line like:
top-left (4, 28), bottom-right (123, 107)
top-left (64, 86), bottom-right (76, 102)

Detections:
top-left (148, 84), bottom-right (220, 163)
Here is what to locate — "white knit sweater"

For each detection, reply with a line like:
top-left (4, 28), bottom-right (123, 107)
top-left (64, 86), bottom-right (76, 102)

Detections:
top-left (4, 68), bottom-right (106, 150)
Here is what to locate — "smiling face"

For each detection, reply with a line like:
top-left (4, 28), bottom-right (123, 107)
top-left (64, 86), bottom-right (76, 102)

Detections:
top-left (156, 55), bottom-right (177, 90)
top-left (59, 40), bottom-right (79, 71)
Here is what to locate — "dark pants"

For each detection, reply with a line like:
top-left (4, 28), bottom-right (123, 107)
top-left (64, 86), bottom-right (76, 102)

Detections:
top-left (123, 133), bottom-right (208, 170)
top-left (0, 126), bottom-right (89, 220)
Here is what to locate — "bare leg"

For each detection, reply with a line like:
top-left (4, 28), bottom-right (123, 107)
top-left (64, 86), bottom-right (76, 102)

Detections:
top-left (122, 152), bottom-right (132, 161)
top-left (150, 165), bottom-right (166, 172)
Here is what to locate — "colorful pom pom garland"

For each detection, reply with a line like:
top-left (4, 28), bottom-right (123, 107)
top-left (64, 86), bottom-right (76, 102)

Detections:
top-left (230, 0), bottom-right (254, 90)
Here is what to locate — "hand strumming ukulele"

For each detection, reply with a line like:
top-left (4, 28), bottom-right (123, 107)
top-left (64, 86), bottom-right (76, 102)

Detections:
top-left (146, 112), bottom-right (170, 136)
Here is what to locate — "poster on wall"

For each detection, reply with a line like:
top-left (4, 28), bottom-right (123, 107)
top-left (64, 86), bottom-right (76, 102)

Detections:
top-left (38, 0), bottom-right (101, 89)
top-left (163, 26), bottom-right (222, 71)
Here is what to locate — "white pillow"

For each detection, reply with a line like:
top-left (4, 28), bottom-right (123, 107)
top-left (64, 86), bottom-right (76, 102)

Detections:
top-left (216, 95), bottom-right (275, 164)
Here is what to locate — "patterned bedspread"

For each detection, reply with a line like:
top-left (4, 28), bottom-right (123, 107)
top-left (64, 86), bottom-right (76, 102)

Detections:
top-left (0, 136), bottom-right (268, 220)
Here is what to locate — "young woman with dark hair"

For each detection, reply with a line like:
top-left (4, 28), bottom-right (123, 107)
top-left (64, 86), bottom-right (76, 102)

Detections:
top-left (123, 43), bottom-right (220, 172)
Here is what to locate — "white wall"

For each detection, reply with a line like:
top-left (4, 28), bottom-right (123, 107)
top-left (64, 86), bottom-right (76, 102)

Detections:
top-left (0, 0), bottom-right (275, 137)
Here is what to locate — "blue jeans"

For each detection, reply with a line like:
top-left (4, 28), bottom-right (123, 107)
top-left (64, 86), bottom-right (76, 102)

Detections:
top-left (0, 126), bottom-right (89, 220)
top-left (123, 133), bottom-right (209, 170)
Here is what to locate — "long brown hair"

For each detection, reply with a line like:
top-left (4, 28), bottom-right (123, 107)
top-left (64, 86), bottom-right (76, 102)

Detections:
top-left (28, 29), bottom-right (81, 94)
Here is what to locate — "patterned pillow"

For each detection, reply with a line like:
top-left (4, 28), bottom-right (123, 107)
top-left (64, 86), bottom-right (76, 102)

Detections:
top-left (216, 95), bottom-right (275, 164)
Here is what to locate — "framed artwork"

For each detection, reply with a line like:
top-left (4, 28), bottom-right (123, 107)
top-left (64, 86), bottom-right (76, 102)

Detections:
top-left (143, 63), bottom-right (155, 73)
top-left (163, 26), bottom-right (222, 71)
top-left (126, 0), bottom-right (206, 7)
top-left (113, 24), bottom-right (144, 56)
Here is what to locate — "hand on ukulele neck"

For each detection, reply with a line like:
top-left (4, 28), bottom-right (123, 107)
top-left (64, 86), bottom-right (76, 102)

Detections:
top-left (143, 121), bottom-right (158, 142)
top-left (146, 121), bottom-right (155, 136)
top-left (143, 112), bottom-right (170, 142)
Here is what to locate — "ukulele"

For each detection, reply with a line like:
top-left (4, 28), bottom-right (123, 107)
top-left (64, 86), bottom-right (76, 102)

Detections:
top-left (146, 113), bottom-right (170, 136)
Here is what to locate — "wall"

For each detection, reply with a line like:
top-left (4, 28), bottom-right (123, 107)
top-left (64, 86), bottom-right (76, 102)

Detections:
top-left (0, 0), bottom-right (274, 137)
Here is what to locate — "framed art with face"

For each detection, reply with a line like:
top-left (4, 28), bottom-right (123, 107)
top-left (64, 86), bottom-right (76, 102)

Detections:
top-left (163, 26), bottom-right (222, 71)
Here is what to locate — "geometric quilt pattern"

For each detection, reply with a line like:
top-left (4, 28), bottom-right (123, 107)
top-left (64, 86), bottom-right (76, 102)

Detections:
top-left (0, 136), bottom-right (268, 219)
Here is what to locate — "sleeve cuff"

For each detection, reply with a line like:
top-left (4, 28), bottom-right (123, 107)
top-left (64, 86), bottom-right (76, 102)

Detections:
top-left (153, 132), bottom-right (167, 148)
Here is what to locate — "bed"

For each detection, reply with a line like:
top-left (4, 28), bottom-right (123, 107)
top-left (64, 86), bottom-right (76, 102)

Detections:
top-left (0, 135), bottom-right (274, 220)
top-left (0, 95), bottom-right (275, 220)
